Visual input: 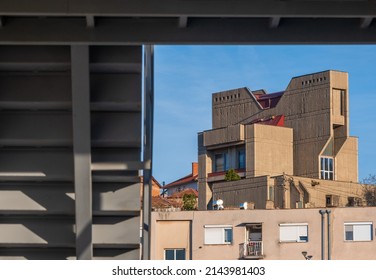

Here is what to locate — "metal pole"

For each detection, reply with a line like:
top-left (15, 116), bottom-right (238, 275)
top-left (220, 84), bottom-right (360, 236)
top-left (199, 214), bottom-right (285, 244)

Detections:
top-left (326, 210), bottom-right (331, 260)
top-left (319, 210), bottom-right (325, 260)
top-left (142, 45), bottom-right (154, 260)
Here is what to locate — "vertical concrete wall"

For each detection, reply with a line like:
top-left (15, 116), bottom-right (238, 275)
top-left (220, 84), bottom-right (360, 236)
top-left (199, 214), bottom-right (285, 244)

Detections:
top-left (245, 124), bottom-right (293, 177)
top-left (152, 220), bottom-right (191, 260)
top-left (335, 137), bottom-right (358, 182)
top-left (212, 176), bottom-right (269, 209)
top-left (198, 133), bottom-right (212, 210)
top-left (0, 45), bottom-right (142, 259)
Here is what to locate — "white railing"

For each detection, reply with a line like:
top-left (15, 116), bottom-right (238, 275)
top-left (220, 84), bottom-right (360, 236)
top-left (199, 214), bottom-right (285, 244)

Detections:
top-left (239, 241), bottom-right (263, 258)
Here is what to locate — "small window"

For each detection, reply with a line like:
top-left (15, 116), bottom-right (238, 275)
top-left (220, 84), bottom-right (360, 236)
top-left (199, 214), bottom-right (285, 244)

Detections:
top-left (204, 225), bottom-right (233, 245)
top-left (320, 156), bottom-right (334, 180)
top-left (164, 249), bottom-right (186, 260)
top-left (344, 222), bottom-right (373, 241)
top-left (279, 223), bottom-right (308, 243)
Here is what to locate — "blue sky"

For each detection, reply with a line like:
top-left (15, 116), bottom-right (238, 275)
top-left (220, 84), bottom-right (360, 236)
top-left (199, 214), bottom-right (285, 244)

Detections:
top-left (153, 45), bottom-right (376, 185)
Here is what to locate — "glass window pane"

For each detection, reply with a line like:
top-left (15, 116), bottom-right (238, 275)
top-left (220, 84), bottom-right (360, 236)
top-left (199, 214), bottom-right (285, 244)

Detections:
top-left (224, 153), bottom-right (229, 171)
top-left (328, 158), bottom-right (333, 171)
top-left (345, 231), bottom-right (354, 241)
top-left (238, 150), bottom-right (245, 169)
top-left (345, 225), bottom-right (353, 241)
top-left (215, 154), bottom-right (224, 172)
top-left (165, 250), bottom-right (174, 260)
top-left (321, 157), bottom-right (325, 171)
top-left (175, 249), bottom-right (186, 260)
top-left (224, 228), bottom-right (233, 243)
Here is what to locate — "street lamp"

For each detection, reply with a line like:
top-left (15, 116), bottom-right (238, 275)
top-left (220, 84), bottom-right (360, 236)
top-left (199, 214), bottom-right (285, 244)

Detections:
top-left (302, 251), bottom-right (313, 260)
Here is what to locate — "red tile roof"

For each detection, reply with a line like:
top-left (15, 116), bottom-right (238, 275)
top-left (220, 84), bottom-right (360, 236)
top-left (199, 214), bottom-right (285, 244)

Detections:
top-left (254, 91), bottom-right (284, 109)
top-left (152, 196), bottom-right (181, 209)
top-left (248, 114), bottom-right (285, 127)
top-left (168, 188), bottom-right (198, 199)
top-left (163, 163), bottom-right (198, 189)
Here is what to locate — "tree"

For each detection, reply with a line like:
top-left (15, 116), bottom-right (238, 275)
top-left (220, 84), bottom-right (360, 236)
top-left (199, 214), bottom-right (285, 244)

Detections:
top-left (362, 174), bottom-right (376, 206)
top-left (225, 168), bottom-right (241, 181)
top-left (182, 194), bottom-right (197, 210)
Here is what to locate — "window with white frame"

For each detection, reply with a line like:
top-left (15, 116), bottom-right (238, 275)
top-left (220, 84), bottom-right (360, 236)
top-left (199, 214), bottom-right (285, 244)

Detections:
top-left (344, 222), bottom-right (373, 241)
top-left (320, 156), bottom-right (334, 180)
top-left (279, 223), bottom-right (308, 243)
top-left (164, 248), bottom-right (186, 260)
top-left (204, 225), bottom-right (233, 245)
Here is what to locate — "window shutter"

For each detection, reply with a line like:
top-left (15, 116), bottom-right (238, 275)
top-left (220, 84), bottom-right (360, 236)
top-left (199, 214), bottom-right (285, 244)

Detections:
top-left (204, 227), bottom-right (223, 244)
top-left (353, 224), bottom-right (371, 241)
top-left (280, 226), bottom-right (298, 242)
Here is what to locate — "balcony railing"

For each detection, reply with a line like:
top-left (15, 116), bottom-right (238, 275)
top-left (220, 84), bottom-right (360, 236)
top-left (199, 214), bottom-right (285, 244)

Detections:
top-left (239, 241), bottom-right (263, 259)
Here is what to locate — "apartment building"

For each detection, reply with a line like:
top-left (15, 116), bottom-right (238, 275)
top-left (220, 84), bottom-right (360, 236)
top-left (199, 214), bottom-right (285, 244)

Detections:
top-left (198, 70), bottom-right (362, 210)
top-left (151, 208), bottom-right (376, 260)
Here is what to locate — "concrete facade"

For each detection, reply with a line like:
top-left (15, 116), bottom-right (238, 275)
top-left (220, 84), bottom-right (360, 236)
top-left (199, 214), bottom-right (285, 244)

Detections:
top-left (151, 208), bottom-right (376, 260)
top-left (198, 70), bottom-right (361, 210)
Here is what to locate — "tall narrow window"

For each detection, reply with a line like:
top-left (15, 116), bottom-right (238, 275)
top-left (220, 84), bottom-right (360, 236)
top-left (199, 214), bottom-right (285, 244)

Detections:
top-left (340, 90), bottom-right (345, 116)
top-left (238, 149), bottom-right (245, 169)
top-left (320, 156), bottom-right (334, 180)
top-left (214, 153), bottom-right (228, 172)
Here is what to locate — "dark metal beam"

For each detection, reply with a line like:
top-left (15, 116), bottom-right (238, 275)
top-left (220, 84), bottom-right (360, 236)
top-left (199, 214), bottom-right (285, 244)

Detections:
top-left (0, 0), bottom-right (376, 17)
top-left (71, 45), bottom-right (93, 260)
top-left (142, 45), bottom-right (154, 260)
top-left (0, 17), bottom-right (376, 44)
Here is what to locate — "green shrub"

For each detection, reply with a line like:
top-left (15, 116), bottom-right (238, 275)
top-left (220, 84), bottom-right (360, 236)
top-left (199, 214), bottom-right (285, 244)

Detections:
top-left (225, 168), bottom-right (241, 181)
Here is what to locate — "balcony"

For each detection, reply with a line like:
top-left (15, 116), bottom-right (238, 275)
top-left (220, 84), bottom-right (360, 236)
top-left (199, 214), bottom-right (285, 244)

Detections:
top-left (203, 124), bottom-right (244, 147)
top-left (239, 241), bottom-right (264, 260)
top-left (207, 168), bottom-right (245, 182)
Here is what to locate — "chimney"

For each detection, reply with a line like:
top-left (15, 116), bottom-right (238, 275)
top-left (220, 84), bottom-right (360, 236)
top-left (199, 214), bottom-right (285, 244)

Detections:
top-left (192, 162), bottom-right (198, 176)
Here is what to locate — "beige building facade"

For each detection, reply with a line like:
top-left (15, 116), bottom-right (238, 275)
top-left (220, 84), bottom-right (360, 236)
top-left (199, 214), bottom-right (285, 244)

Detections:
top-left (198, 70), bottom-right (361, 210)
top-left (151, 208), bottom-right (376, 260)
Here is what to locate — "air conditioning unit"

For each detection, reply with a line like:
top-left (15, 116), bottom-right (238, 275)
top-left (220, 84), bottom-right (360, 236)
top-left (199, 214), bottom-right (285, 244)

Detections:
top-left (326, 195), bottom-right (339, 207)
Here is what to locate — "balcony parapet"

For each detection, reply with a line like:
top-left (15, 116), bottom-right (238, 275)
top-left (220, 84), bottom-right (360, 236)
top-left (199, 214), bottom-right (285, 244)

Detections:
top-left (203, 124), bottom-right (244, 147)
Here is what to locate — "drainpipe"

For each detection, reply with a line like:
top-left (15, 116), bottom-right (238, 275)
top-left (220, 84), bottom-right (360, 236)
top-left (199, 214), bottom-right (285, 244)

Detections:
top-left (326, 210), bottom-right (331, 260)
top-left (319, 210), bottom-right (326, 260)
